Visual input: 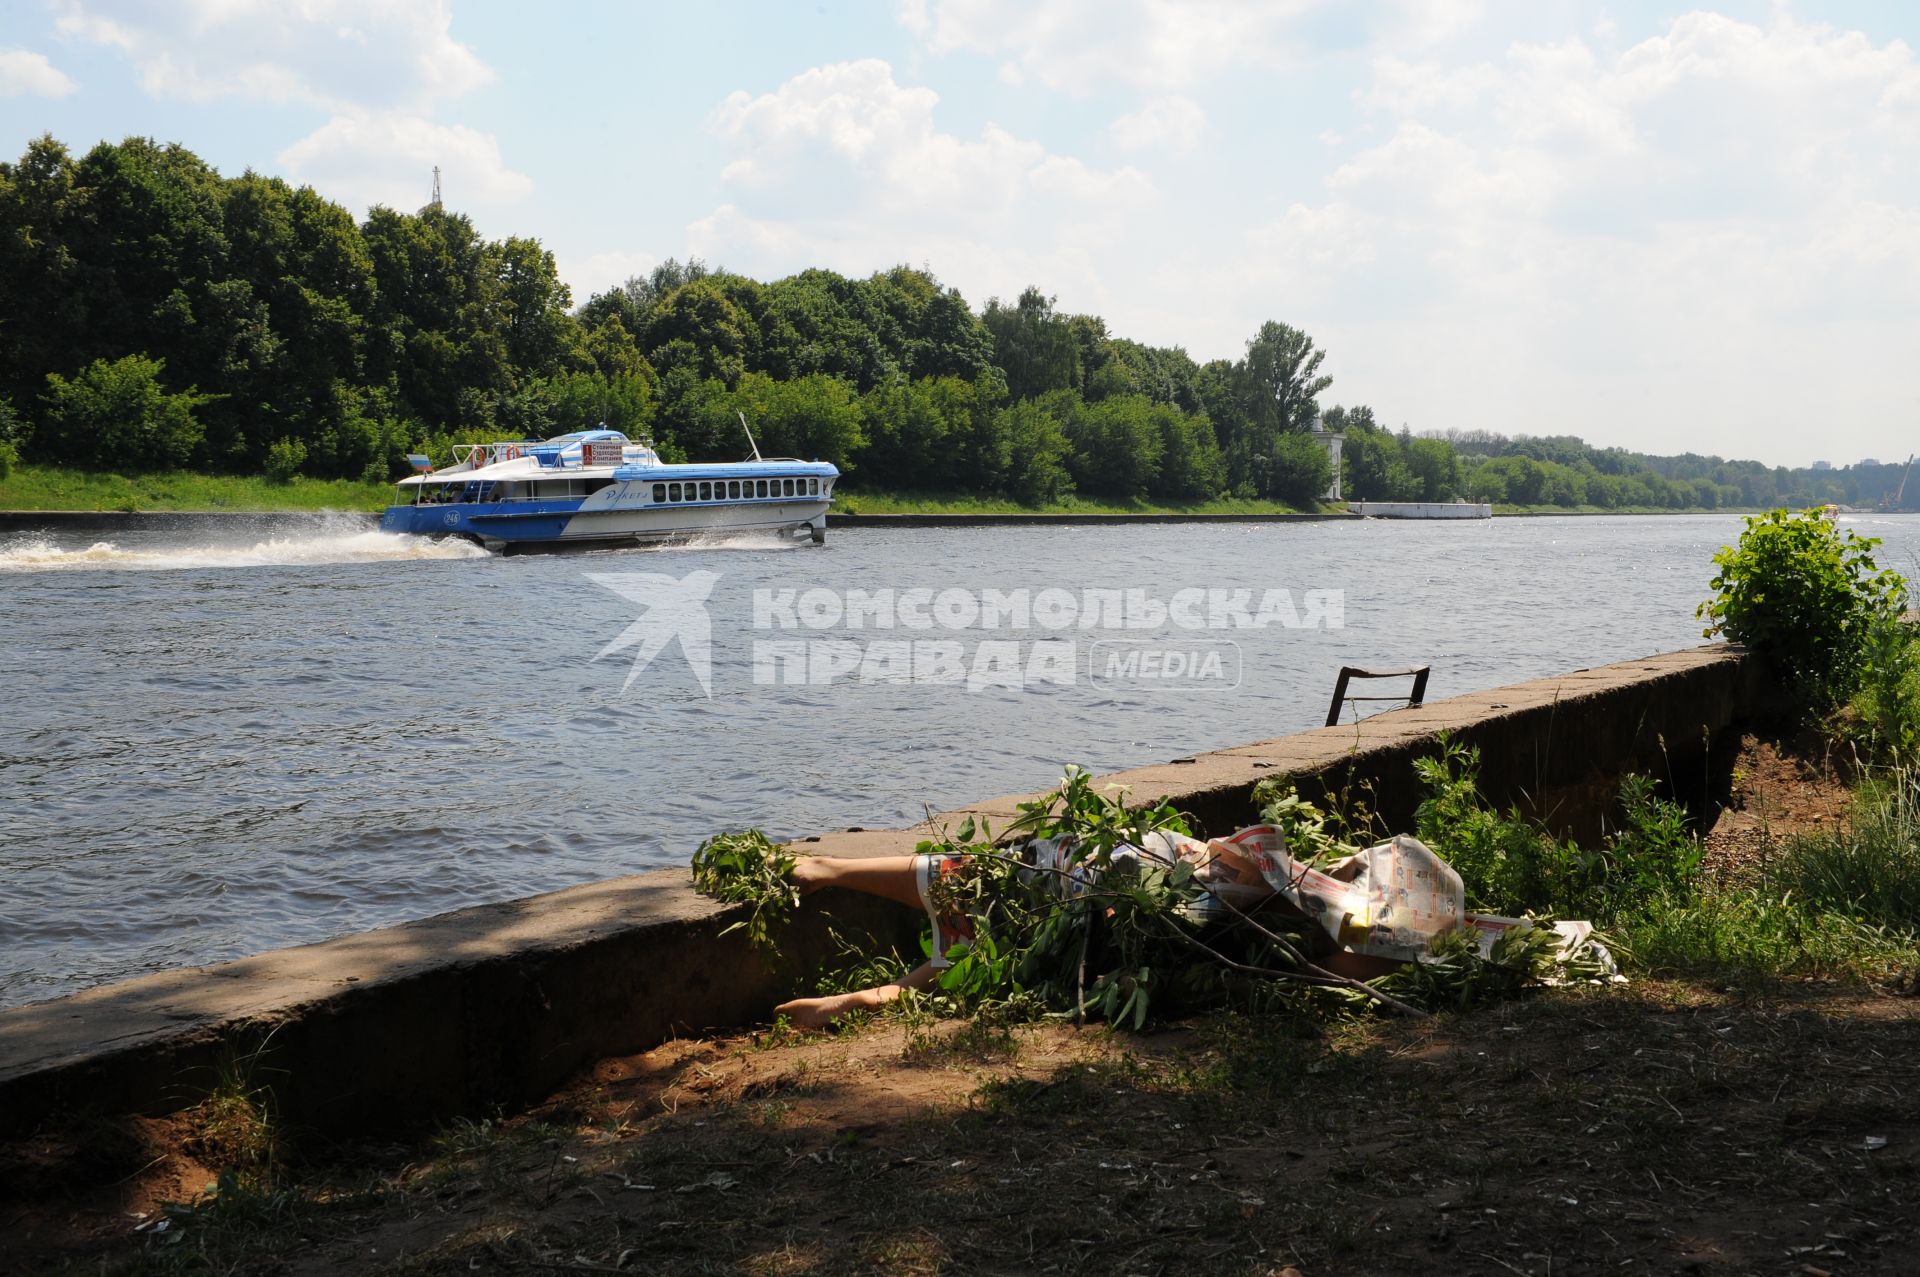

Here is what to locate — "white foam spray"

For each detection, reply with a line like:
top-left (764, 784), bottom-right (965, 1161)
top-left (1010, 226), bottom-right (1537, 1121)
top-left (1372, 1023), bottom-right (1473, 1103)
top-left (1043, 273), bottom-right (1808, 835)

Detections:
top-left (0, 524), bottom-right (488, 573)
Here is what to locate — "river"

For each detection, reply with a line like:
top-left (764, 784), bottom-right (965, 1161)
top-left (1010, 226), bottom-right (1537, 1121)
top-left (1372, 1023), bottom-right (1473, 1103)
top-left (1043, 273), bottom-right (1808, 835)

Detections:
top-left (6, 512), bottom-right (1920, 1008)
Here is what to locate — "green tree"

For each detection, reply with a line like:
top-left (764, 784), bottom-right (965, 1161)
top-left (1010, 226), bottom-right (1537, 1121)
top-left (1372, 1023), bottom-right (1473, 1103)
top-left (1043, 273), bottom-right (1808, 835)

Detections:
top-left (1106, 339), bottom-right (1200, 412)
top-left (859, 375), bottom-right (988, 490)
top-left (999, 400), bottom-right (1073, 505)
top-left (644, 280), bottom-right (750, 387)
top-left (983, 287), bottom-right (1079, 402)
top-left (1148, 405), bottom-right (1226, 501)
top-left (0, 136), bottom-right (85, 417)
top-left (1238, 321), bottom-right (1331, 437)
top-left (1266, 431), bottom-right (1333, 507)
top-left (361, 203), bottom-right (514, 432)
top-left (1326, 405), bottom-right (1414, 502)
top-left (495, 235), bottom-right (581, 378)
top-left (1405, 436), bottom-right (1460, 502)
top-left (719, 372), bottom-right (865, 468)
top-left (1049, 391), bottom-right (1164, 500)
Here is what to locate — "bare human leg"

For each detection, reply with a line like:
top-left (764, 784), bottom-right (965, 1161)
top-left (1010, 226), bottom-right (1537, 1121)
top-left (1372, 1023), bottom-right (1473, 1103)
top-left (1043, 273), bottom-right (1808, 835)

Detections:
top-left (790, 854), bottom-right (925, 911)
top-left (775, 855), bottom-right (943, 1028)
top-left (774, 960), bottom-right (941, 1029)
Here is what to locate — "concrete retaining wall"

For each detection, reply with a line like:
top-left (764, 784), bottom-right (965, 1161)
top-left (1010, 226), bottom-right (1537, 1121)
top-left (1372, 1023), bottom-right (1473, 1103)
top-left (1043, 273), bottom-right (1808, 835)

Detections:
top-left (1347, 501), bottom-right (1493, 519)
top-left (0, 644), bottom-right (1764, 1140)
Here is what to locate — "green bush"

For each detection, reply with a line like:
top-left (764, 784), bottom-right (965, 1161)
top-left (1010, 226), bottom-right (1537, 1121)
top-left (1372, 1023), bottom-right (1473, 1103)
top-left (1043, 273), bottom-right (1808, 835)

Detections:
top-left (0, 439), bottom-right (16, 479)
top-left (1265, 431), bottom-right (1332, 507)
top-left (1842, 613), bottom-right (1920, 760)
top-left (1698, 508), bottom-right (1907, 709)
top-left (1412, 740), bottom-right (1700, 924)
top-left (38, 354), bottom-right (214, 471)
top-left (1598, 773), bottom-right (1704, 914)
top-left (263, 437), bottom-right (307, 483)
top-left (1412, 738), bottom-right (1588, 916)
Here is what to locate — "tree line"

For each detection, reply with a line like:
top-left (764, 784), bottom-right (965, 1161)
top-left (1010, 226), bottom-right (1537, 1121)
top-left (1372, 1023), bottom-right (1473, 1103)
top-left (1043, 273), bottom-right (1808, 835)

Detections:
top-left (0, 134), bottom-right (1901, 510)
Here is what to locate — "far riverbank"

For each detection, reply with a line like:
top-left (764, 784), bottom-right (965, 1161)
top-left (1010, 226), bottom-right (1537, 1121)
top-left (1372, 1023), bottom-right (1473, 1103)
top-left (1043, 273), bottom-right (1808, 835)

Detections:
top-left (0, 464), bottom-right (1830, 521)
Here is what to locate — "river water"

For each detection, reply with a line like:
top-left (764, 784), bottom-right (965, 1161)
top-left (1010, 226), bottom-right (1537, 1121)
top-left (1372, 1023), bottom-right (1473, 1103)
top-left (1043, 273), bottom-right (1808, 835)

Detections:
top-left (6, 512), bottom-right (1920, 1008)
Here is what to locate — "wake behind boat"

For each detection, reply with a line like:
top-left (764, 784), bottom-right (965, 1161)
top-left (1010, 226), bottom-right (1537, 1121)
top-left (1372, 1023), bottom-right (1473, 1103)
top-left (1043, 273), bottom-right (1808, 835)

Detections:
top-left (379, 428), bottom-right (838, 551)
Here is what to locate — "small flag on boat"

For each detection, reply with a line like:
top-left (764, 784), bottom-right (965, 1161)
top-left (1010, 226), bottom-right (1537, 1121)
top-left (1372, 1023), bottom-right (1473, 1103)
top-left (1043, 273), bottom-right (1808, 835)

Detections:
top-left (408, 454), bottom-right (434, 471)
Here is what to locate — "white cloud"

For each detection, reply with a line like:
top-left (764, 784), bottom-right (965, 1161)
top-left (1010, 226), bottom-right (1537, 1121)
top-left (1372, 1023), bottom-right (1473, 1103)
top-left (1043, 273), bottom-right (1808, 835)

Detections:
top-left (1193, 11), bottom-right (1920, 460)
top-left (277, 113), bottom-right (531, 213)
top-left (902, 0), bottom-right (1325, 94)
top-left (1108, 95), bottom-right (1205, 154)
top-left (1376, 0), bottom-right (1484, 49)
top-left (53, 0), bottom-right (491, 112)
top-left (694, 59), bottom-right (1156, 316)
top-left (0, 48), bottom-right (78, 98)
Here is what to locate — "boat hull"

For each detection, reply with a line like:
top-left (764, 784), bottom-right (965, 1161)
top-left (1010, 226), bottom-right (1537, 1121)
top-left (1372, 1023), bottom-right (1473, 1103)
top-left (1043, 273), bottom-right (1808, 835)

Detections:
top-left (380, 494), bottom-right (831, 547)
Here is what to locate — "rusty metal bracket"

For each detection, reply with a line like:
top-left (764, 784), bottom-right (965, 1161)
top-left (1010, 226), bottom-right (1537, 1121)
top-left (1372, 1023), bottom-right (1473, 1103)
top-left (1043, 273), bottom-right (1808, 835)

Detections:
top-left (1325, 665), bottom-right (1431, 727)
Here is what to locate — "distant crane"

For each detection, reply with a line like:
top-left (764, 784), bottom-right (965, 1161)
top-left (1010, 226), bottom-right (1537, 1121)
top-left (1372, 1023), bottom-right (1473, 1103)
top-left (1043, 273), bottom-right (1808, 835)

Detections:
top-left (1882, 453), bottom-right (1915, 511)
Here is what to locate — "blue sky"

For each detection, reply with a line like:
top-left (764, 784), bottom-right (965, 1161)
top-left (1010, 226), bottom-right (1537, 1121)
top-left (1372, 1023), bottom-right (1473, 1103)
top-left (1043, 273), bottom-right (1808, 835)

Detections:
top-left (3, 1), bottom-right (1917, 467)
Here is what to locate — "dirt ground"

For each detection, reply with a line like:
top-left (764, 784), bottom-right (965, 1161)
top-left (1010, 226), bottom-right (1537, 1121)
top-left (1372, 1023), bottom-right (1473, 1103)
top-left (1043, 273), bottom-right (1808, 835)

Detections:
top-left (1701, 732), bottom-right (1858, 884)
top-left (8, 734), bottom-right (1916, 1277)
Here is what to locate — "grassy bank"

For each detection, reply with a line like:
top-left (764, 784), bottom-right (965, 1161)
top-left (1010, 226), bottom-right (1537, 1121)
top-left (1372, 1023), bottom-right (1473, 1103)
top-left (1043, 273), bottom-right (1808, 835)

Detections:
top-left (833, 488), bottom-right (1337, 516)
top-left (0, 465), bottom-right (1804, 519)
top-left (0, 464), bottom-right (392, 513)
top-left (1493, 501), bottom-right (1773, 516)
top-left (0, 468), bottom-right (1335, 517)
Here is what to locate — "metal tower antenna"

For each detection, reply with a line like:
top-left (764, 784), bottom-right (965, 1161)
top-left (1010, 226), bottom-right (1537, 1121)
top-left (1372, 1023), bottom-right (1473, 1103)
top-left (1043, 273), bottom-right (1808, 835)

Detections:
top-left (431, 165), bottom-right (442, 208)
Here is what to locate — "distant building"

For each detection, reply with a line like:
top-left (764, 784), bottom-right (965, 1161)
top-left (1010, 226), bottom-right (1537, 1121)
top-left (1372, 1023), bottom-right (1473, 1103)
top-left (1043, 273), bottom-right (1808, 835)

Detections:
top-left (1811, 460), bottom-right (1832, 471)
top-left (1310, 422), bottom-right (1344, 501)
top-left (1860, 458), bottom-right (1882, 468)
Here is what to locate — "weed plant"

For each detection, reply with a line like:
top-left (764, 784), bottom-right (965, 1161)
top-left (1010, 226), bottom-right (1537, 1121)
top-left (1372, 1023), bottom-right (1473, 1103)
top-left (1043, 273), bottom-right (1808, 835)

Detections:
top-left (1770, 767), bottom-right (1920, 930)
top-left (1409, 738), bottom-right (1700, 925)
top-left (1698, 507), bottom-right (1906, 711)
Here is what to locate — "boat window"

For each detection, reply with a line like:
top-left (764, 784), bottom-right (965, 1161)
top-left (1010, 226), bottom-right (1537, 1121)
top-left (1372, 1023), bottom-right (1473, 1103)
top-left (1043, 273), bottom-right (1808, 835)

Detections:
top-left (756, 480), bottom-right (768, 498)
top-left (668, 482), bottom-right (682, 502)
top-left (777, 478), bottom-right (789, 496)
top-left (699, 481), bottom-right (712, 501)
top-left (809, 477), bottom-right (819, 495)
top-left (728, 480), bottom-right (741, 499)
top-left (585, 478), bottom-right (613, 494)
top-left (653, 484), bottom-right (665, 503)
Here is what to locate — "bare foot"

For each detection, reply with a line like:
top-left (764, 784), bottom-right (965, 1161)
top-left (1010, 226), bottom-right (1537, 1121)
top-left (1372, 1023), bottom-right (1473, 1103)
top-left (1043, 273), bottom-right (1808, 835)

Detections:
top-left (774, 984), bottom-right (904, 1029)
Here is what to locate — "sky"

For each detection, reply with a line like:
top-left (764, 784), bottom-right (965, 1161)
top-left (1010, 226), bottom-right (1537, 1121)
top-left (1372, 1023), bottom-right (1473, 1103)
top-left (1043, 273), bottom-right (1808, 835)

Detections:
top-left (1, 1), bottom-right (1916, 468)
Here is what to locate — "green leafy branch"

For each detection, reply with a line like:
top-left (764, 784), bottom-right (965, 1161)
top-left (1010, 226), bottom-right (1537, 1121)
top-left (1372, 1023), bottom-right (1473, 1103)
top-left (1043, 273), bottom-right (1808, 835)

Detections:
top-left (690, 829), bottom-right (798, 952)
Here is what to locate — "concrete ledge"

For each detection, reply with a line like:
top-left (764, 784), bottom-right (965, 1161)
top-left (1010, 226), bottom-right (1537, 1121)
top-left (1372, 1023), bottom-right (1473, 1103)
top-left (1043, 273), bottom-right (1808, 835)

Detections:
top-left (0, 874), bottom-right (917, 1138)
top-left (0, 644), bottom-right (1764, 1140)
top-left (829, 512), bottom-right (1351, 526)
